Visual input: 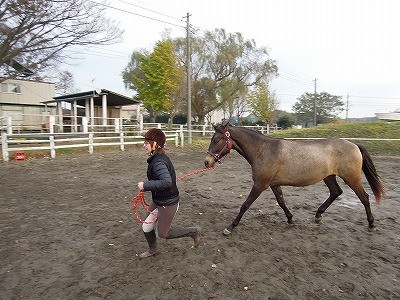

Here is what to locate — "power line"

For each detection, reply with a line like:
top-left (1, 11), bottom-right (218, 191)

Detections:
top-left (277, 63), bottom-right (314, 80)
top-left (277, 74), bottom-right (313, 86)
top-left (88, 0), bottom-right (184, 28)
top-left (115, 0), bottom-right (182, 22)
top-left (350, 95), bottom-right (400, 100)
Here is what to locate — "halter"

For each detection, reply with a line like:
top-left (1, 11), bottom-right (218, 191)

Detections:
top-left (207, 131), bottom-right (232, 164)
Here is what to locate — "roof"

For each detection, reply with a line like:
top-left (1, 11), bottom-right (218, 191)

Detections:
top-left (42, 89), bottom-right (140, 107)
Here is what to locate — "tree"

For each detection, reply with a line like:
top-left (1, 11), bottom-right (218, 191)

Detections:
top-left (0, 0), bottom-right (123, 81)
top-left (277, 115), bottom-right (295, 129)
top-left (293, 92), bottom-right (344, 125)
top-left (124, 40), bottom-right (185, 125)
top-left (247, 82), bottom-right (278, 124)
top-left (173, 28), bottom-right (278, 124)
top-left (55, 70), bottom-right (79, 95)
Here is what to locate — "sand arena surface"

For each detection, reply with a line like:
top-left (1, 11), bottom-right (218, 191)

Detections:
top-left (0, 147), bottom-right (399, 299)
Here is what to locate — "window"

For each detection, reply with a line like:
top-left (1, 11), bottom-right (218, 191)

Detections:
top-left (1, 83), bottom-right (21, 93)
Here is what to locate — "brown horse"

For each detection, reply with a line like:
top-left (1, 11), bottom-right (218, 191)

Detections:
top-left (204, 122), bottom-right (385, 235)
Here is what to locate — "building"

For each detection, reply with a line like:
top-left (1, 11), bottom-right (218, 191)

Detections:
top-left (375, 108), bottom-right (400, 121)
top-left (0, 78), bottom-right (56, 131)
top-left (1, 77), bottom-right (140, 132)
top-left (43, 89), bottom-right (140, 132)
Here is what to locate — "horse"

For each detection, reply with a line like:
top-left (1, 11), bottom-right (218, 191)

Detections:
top-left (204, 122), bottom-right (385, 235)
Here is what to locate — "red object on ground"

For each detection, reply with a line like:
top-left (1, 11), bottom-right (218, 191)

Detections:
top-left (14, 152), bottom-right (27, 161)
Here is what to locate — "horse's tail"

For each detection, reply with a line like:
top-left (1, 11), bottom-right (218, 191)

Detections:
top-left (357, 144), bottom-right (385, 204)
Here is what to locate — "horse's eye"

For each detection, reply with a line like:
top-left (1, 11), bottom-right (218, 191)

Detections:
top-left (213, 136), bottom-right (222, 144)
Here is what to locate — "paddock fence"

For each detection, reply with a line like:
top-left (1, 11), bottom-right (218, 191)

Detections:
top-left (1, 114), bottom-right (282, 161)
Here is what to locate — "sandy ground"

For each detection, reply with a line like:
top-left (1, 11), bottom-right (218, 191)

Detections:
top-left (0, 146), bottom-right (399, 300)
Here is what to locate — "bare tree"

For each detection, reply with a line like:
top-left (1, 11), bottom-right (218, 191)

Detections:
top-left (173, 28), bottom-right (278, 124)
top-left (0, 0), bottom-right (123, 82)
top-left (55, 70), bottom-right (79, 95)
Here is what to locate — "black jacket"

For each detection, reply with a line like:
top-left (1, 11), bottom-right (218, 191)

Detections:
top-left (143, 152), bottom-right (179, 206)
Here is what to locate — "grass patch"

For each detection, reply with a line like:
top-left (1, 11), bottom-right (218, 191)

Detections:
top-left (188, 121), bottom-right (400, 156)
top-left (269, 121), bottom-right (400, 156)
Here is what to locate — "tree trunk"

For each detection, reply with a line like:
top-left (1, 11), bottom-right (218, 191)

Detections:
top-left (168, 113), bottom-right (175, 130)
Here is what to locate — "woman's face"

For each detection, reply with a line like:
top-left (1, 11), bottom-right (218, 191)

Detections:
top-left (144, 140), bottom-right (153, 155)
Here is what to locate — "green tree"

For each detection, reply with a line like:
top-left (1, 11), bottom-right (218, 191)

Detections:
top-left (247, 82), bottom-right (278, 124)
top-left (123, 40), bottom-right (184, 125)
top-left (277, 115), bottom-right (295, 129)
top-left (293, 92), bottom-right (344, 125)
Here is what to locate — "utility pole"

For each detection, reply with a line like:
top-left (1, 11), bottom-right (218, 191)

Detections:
top-left (185, 13), bottom-right (192, 144)
top-left (313, 78), bottom-right (317, 126)
top-left (345, 93), bottom-right (349, 122)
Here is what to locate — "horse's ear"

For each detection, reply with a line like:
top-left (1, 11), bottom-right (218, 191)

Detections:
top-left (212, 123), bottom-right (217, 130)
top-left (222, 120), bottom-right (230, 130)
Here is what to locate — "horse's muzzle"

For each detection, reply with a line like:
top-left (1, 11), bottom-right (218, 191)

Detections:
top-left (204, 154), bottom-right (216, 168)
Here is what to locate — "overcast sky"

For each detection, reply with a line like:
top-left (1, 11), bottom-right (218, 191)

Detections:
top-left (65, 0), bottom-right (400, 119)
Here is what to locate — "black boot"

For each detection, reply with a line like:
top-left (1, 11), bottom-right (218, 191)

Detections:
top-left (139, 229), bottom-right (159, 259)
top-left (166, 227), bottom-right (203, 248)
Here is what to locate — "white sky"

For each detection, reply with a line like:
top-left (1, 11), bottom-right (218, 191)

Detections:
top-left (66, 0), bottom-right (400, 118)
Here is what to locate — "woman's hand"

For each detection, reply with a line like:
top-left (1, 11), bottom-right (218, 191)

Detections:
top-left (138, 181), bottom-right (144, 191)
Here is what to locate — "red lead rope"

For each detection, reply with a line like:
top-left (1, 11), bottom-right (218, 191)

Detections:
top-left (131, 166), bottom-right (215, 224)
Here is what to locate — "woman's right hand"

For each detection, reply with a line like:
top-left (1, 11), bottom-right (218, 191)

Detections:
top-left (138, 181), bottom-right (144, 191)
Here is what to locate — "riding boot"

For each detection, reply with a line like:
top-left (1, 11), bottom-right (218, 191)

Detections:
top-left (166, 227), bottom-right (203, 248)
top-left (139, 229), bottom-right (159, 259)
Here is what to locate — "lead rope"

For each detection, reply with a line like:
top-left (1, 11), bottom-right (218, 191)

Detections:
top-left (131, 166), bottom-right (215, 224)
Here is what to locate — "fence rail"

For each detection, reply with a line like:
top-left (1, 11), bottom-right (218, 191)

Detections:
top-left (1, 131), bottom-right (180, 162)
top-left (1, 114), bottom-right (286, 161)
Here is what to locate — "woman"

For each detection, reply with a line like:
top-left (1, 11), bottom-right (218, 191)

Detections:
top-left (137, 128), bottom-right (203, 259)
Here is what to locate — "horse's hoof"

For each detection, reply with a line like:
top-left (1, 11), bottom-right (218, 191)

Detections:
top-left (223, 228), bottom-right (231, 236)
top-left (368, 225), bottom-right (378, 232)
top-left (315, 216), bottom-right (322, 223)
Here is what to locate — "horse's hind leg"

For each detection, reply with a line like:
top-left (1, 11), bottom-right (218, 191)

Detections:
top-left (224, 185), bottom-right (264, 235)
top-left (315, 175), bottom-right (343, 223)
top-left (271, 186), bottom-right (293, 224)
top-left (345, 180), bottom-right (375, 229)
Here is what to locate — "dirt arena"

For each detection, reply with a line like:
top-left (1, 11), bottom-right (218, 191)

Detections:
top-left (0, 145), bottom-right (399, 300)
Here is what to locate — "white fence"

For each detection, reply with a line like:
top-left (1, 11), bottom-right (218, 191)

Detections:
top-left (1, 114), bottom-right (281, 162)
top-left (1, 131), bottom-right (181, 162)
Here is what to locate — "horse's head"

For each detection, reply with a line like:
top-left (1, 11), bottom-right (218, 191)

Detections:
top-left (204, 121), bottom-right (232, 167)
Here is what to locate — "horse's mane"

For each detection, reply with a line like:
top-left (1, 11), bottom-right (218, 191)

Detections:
top-left (214, 123), bottom-right (279, 141)
top-left (232, 125), bottom-right (279, 140)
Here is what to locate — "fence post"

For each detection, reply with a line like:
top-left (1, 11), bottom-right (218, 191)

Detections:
top-left (1, 132), bottom-right (9, 162)
top-left (7, 116), bottom-right (12, 134)
top-left (180, 125), bottom-right (184, 148)
top-left (82, 117), bottom-right (88, 133)
top-left (120, 131), bottom-right (124, 151)
top-left (157, 123), bottom-right (161, 129)
top-left (175, 132), bottom-right (178, 147)
top-left (49, 116), bottom-right (56, 158)
top-left (114, 118), bottom-right (120, 133)
top-left (88, 133), bottom-right (94, 154)
top-left (139, 113), bottom-right (143, 132)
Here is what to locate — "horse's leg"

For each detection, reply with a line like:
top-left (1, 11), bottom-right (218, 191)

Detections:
top-left (315, 175), bottom-right (343, 223)
top-left (344, 180), bottom-right (375, 229)
top-left (224, 185), bottom-right (264, 235)
top-left (271, 186), bottom-right (293, 224)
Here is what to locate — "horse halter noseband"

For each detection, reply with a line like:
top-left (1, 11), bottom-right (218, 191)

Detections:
top-left (207, 131), bottom-right (232, 164)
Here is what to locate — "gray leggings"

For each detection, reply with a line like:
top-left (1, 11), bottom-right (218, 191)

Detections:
top-left (142, 201), bottom-right (179, 238)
